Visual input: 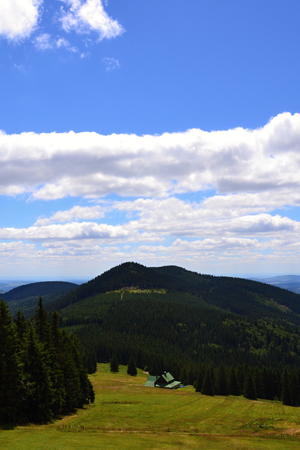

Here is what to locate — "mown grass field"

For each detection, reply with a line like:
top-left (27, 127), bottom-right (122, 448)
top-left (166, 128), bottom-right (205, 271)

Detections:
top-left (1, 364), bottom-right (300, 449)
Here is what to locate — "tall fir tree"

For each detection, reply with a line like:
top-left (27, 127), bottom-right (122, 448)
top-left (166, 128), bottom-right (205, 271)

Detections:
top-left (110, 354), bottom-right (119, 373)
top-left (0, 302), bottom-right (23, 425)
top-left (215, 366), bottom-right (228, 396)
top-left (243, 372), bottom-right (257, 400)
top-left (201, 368), bottom-right (215, 396)
top-left (23, 326), bottom-right (52, 423)
top-left (127, 357), bottom-right (137, 376)
top-left (228, 367), bottom-right (240, 396)
top-left (281, 370), bottom-right (293, 406)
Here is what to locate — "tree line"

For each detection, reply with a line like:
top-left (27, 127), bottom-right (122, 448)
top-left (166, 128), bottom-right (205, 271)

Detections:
top-left (187, 364), bottom-right (300, 406)
top-left (0, 299), bottom-right (94, 427)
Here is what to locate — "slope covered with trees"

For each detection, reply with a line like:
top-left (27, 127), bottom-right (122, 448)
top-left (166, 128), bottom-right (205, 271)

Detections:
top-left (46, 263), bottom-right (300, 392)
top-left (0, 300), bottom-right (94, 426)
top-left (51, 262), bottom-right (300, 321)
top-left (1, 281), bottom-right (77, 317)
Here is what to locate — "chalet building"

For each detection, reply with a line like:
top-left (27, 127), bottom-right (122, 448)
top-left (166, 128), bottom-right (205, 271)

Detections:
top-left (145, 371), bottom-right (181, 389)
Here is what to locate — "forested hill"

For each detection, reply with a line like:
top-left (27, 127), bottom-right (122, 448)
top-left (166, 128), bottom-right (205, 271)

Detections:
top-left (2, 281), bottom-right (77, 301)
top-left (50, 262), bottom-right (300, 322)
top-left (1, 281), bottom-right (78, 317)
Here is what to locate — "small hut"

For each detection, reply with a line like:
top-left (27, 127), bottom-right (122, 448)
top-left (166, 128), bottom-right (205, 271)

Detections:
top-left (144, 371), bottom-right (181, 389)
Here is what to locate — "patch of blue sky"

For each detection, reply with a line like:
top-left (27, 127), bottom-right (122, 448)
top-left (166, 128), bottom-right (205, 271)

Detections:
top-left (175, 190), bottom-right (217, 203)
top-left (271, 207), bottom-right (300, 222)
top-left (1, 0), bottom-right (299, 136)
top-left (103, 208), bottom-right (138, 226)
top-left (0, 196), bottom-right (90, 227)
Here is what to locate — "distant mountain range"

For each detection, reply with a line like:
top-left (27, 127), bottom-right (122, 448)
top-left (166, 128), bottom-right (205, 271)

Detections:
top-left (1, 281), bottom-right (77, 317)
top-left (0, 280), bottom-right (34, 294)
top-left (251, 275), bottom-right (300, 294)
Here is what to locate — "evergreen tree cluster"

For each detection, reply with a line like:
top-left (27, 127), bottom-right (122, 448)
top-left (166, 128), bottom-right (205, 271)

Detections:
top-left (190, 364), bottom-right (300, 406)
top-left (0, 300), bottom-right (94, 427)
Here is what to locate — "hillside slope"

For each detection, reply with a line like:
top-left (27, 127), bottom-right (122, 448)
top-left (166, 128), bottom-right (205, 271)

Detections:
top-left (258, 275), bottom-right (300, 294)
top-left (1, 281), bottom-right (77, 317)
top-left (50, 262), bottom-right (300, 371)
top-left (51, 262), bottom-right (300, 321)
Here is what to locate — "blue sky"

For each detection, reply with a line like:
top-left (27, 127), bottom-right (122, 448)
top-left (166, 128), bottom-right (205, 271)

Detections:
top-left (0, 0), bottom-right (300, 279)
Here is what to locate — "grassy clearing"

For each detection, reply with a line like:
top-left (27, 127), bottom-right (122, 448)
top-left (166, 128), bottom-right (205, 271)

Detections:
top-left (1, 364), bottom-right (300, 449)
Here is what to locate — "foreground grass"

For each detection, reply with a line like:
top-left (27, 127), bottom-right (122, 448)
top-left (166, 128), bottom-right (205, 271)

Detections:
top-left (1, 364), bottom-right (300, 449)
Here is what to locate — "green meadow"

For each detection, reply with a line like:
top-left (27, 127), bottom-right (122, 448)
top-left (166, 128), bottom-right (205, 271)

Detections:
top-left (1, 364), bottom-right (300, 449)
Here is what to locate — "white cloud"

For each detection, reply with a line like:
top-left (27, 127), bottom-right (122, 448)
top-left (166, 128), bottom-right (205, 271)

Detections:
top-left (61, 0), bottom-right (124, 39)
top-left (0, 0), bottom-right (41, 40)
top-left (114, 197), bottom-right (300, 239)
top-left (34, 33), bottom-right (78, 52)
top-left (1, 113), bottom-right (300, 202)
top-left (1, 112), bottom-right (300, 275)
top-left (35, 205), bottom-right (106, 225)
top-left (0, 222), bottom-right (129, 241)
top-left (34, 33), bottom-right (52, 50)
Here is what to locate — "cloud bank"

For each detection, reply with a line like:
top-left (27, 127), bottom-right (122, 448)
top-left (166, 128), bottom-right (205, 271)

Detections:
top-left (0, 113), bottom-right (299, 275)
top-left (0, 113), bottom-right (299, 201)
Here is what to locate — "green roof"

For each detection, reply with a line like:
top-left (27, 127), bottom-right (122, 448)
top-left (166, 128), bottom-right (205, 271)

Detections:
top-left (144, 375), bottom-right (157, 387)
top-left (164, 380), bottom-right (181, 389)
top-left (144, 373), bottom-right (181, 389)
top-left (163, 372), bottom-right (174, 383)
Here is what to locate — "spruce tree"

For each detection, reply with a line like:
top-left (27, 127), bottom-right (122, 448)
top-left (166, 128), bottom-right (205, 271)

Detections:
top-left (34, 297), bottom-right (50, 344)
top-left (127, 357), bottom-right (137, 376)
top-left (15, 311), bottom-right (27, 342)
top-left (281, 370), bottom-right (293, 406)
top-left (243, 372), bottom-right (257, 400)
top-left (110, 354), bottom-right (119, 373)
top-left (201, 368), bottom-right (215, 396)
top-left (215, 366), bottom-right (228, 396)
top-left (262, 368), bottom-right (274, 400)
top-left (228, 367), bottom-right (240, 396)
top-left (0, 302), bottom-right (23, 425)
top-left (23, 326), bottom-right (52, 423)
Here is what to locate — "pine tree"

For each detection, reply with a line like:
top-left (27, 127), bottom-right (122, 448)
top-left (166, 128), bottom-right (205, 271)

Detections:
top-left (281, 370), bottom-right (293, 406)
top-left (127, 357), bottom-right (137, 376)
top-left (0, 302), bottom-right (23, 425)
top-left (15, 311), bottom-right (27, 342)
top-left (47, 313), bottom-right (66, 415)
top-left (262, 368), bottom-right (274, 400)
top-left (23, 326), bottom-right (53, 423)
top-left (34, 297), bottom-right (50, 344)
top-left (243, 372), bottom-right (257, 400)
top-left (0, 302), bottom-right (94, 426)
top-left (201, 368), bottom-right (215, 396)
top-left (228, 367), bottom-right (240, 396)
top-left (253, 368), bottom-right (265, 399)
top-left (215, 366), bottom-right (228, 396)
top-left (110, 354), bottom-right (119, 373)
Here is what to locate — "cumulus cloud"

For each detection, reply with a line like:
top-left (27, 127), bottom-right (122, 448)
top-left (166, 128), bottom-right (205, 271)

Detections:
top-left (35, 205), bottom-right (106, 225)
top-left (60, 0), bottom-right (124, 39)
top-left (114, 197), bottom-right (300, 239)
top-left (0, 222), bottom-right (129, 241)
top-left (1, 113), bottom-right (300, 201)
top-left (0, 0), bottom-right (41, 40)
top-left (1, 113), bottom-right (300, 274)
